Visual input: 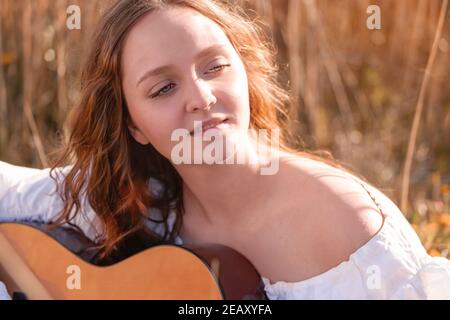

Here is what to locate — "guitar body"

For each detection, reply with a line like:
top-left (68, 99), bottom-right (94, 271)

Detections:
top-left (0, 223), bottom-right (266, 300)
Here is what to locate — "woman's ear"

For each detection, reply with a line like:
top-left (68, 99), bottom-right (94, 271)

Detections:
top-left (127, 119), bottom-right (150, 145)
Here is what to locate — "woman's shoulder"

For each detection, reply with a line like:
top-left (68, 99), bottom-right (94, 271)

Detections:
top-left (266, 153), bottom-right (386, 282)
top-left (276, 153), bottom-right (385, 231)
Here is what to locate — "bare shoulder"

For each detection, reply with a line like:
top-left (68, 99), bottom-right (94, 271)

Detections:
top-left (261, 153), bottom-right (385, 283)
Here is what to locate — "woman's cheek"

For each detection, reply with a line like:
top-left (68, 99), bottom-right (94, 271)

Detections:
top-left (226, 67), bottom-right (249, 102)
top-left (155, 125), bottom-right (183, 159)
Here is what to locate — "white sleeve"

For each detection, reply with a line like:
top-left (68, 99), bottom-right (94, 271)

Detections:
top-left (0, 161), bottom-right (102, 242)
top-left (0, 281), bottom-right (11, 300)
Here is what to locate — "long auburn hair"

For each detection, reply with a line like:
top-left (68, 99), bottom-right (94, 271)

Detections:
top-left (48, 0), bottom-right (370, 261)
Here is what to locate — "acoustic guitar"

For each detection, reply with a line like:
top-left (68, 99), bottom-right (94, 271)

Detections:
top-left (0, 222), bottom-right (267, 300)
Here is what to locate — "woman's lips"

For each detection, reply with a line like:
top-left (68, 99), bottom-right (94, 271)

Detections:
top-left (190, 118), bottom-right (229, 135)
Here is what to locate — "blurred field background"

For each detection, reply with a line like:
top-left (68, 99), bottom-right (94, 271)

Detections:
top-left (0, 0), bottom-right (449, 257)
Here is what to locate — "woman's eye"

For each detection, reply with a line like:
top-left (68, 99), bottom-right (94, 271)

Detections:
top-left (150, 83), bottom-right (176, 98)
top-left (149, 64), bottom-right (230, 99)
top-left (207, 63), bottom-right (231, 74)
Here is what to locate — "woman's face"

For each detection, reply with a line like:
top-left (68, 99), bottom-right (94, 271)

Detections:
top-left (121, 7), bottom-right (250, 161)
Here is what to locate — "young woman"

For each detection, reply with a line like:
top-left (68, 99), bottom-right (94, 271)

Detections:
top-left (1, 0), bottom-right (449, 299)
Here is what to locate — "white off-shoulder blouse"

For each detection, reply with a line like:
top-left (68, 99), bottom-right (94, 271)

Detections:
top-left (167, 169), bottom-right (449, 299)
top-left (257, 176), bottom-right (450, 299)
top-left (1, 160), bottom-right (450, 299)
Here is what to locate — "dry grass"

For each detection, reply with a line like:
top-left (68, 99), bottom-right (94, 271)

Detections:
top-left (0, 0), bottom-right (449, 256)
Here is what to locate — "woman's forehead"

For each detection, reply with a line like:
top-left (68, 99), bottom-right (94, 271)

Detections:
top-left (124, 7), bottom-right (229, 55)
top-left (122, 7), bottom-right (233, 78)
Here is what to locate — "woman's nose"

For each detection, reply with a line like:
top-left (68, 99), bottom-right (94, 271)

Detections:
top-left (185, 78), bottom-right (217, 113)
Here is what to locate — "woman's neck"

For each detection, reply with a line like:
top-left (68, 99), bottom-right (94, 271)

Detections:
top-left (177, 144), bottom-right (279, 230)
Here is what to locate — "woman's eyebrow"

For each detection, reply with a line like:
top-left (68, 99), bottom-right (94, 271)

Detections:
top-left (135, 43), bottom-right (228, 88)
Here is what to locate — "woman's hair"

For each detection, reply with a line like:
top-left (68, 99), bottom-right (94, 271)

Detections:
top-left (49, 0), bottom-right (369, 261)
